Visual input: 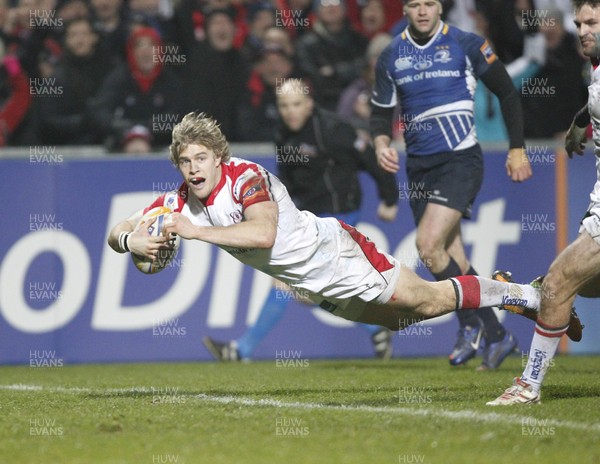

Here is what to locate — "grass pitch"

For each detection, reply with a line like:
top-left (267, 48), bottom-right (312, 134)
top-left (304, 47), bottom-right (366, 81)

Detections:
top-left (0, 356), bottom-right (599, 464)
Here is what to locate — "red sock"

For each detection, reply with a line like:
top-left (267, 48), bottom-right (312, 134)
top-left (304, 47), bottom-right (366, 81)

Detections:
top-left (450, 275), bottom-right (480, 309)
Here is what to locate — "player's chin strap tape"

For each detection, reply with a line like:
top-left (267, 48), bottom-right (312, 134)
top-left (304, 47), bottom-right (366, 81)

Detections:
top-left (118, 232), bottom-right (131, 253)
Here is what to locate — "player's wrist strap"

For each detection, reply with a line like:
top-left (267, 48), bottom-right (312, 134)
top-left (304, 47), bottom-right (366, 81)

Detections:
top-left (118, 232), bottom-right (130, 253)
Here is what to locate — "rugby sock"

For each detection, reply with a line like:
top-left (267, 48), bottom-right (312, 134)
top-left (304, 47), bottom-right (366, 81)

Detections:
top-left (466, 266), bottom-right (505, 343)
top-left (433, 258), bottom-right (480, 327)
top-left (520, 320), bottom-right (567, 393)
top-left (450, 275), bottom-right (541, 311)
top-left (236, 288), bottom-right (288, 359)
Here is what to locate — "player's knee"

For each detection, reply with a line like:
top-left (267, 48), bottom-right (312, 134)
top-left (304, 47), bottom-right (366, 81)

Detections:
top-left (415, 233), bottom-right (443, 262)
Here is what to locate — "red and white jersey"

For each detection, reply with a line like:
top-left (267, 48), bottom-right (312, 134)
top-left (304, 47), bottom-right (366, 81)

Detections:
top-left (145, 157), bottom-right (321, 283)
top-left (587, 63), bottom-right (600, 203)
top-left (143, 157), bottom-right (400, 315)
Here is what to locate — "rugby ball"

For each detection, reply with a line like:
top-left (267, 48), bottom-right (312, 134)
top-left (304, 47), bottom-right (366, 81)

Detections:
top-left (131, 206), bottom-right (181, 274)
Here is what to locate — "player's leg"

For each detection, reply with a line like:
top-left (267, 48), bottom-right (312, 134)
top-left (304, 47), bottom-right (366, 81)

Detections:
top-left (416, 206), bottom-right (483, 356)
top-left (488, 231), bottom-right (600, 405)
top-left (203, 278), bottom-right (290, 361)
top-left (356, 266), bottom-right (457, 329)
top-left (579, 272), bottom-right (600, 297)
top-left (355, 265), bottom-right (541, 330)
top-left (328, 210), bottom-right (393, 359)
top-left (446, 226), bottom-right (518, 369)
top-left (417, 204), bottom-right (510, 366)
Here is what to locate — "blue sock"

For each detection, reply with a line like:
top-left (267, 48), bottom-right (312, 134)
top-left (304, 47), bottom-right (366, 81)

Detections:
top-left (359, 323), bottom-right (383, 335)
top-left (236, 287), bottom-right (289, 359)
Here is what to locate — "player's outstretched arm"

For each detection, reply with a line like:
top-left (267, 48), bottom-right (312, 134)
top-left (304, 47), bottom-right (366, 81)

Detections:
top-left (108, 211), bottom-right (141, 253)
top-left (164, 201), bottom-right (279, 249)
top-left (108, 210), bottom-right (170, 260)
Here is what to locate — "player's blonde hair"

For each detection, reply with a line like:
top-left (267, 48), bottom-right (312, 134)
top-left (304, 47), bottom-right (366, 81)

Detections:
top-left (169, 112), bottom-right (231, 165)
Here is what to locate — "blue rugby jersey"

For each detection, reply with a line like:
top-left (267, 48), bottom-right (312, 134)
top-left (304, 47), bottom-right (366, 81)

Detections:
top-left (372, 22), bottom-right (498, 155)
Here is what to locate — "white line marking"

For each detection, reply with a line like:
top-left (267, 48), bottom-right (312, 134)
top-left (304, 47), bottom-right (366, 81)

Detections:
top-left (2, 384), bottom-right (599, 433)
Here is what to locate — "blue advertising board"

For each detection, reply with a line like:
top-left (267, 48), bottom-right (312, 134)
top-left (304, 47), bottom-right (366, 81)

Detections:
top-left (0, 146), bottom-right (564, 364)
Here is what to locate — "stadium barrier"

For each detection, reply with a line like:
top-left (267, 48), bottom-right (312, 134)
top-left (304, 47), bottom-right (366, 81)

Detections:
top-left (0, 141), bottom-right (597, 364)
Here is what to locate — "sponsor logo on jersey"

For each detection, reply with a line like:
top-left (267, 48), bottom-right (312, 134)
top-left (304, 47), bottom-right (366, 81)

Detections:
top-left (433, 49), bottom-right (451, 63)
top-left (413, 60), bottom-right (433, 71)
top-left (229, 210), bottom-right (243, 223)
top-left (243, 183), bottom-right (263, 199)
top-left (480, 40), bottom-right (497, 64)
top-left (395, 56), bottom-right (413, 71)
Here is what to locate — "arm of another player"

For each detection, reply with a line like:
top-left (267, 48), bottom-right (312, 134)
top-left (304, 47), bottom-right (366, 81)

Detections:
top-left (369, 46), bottom-right (400, 175)
top-left (372, 133), bottom-right (399, 174)
top-left (341, 122), bottom-right (399, 221)
top-left (108, 210), bottom-right (170, 259)
top-left (164, 201), bottom-right (279, 249)
top-left (565, 104), bottom-right (590, 157)
top-left (479, 60), bottom-right (532, 182)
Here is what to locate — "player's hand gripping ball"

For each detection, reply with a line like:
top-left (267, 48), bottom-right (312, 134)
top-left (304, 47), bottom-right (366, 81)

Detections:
top-left (132, 207), bottom-right (181, 274)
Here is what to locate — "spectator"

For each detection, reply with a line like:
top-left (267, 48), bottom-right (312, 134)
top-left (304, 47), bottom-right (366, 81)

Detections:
top-left (129, 0), bottom-right (176, 43)
top-left (472, 5), bottom-right (543, 142)
top-left (121, 124), bottom-right (152, 153)
top-left (237, 45), bottom-right (298, 141)
top-left (14, 0), bottom-right (92, 80)
top-left (173, 0), bottom-right (247, 55)
top-left (90, 26), bottom-right (182, 149)
top-left (91, 0), bottom-right (129, 57)
top-left (445, 0), bottom-right (477, 33)
top-left (239, 2), bottom-right (275, 67)
top-left (296, 0), bottom-right (368, 110)
top-left (521, 9), bottom-right (588, 139)
top-left (337, 32), bottom-right (391, 135)
top-left (0, 46), bottom-right (32, 146)
top-left (476, 0), bottom-right (526, 64)
top-left (359, 0), bottom-right (387, 38)
top-left (262, 25), bottom-right (295, 57)
top-left (272, 0), bottom-right (314, 39)
top-left (37, 17), bottom-right (118, 145)
top-left (181, 8), bottom-right (247, 141)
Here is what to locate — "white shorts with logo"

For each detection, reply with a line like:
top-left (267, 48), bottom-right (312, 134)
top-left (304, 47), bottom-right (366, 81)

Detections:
top-left (282, 217), bottom-right (402, 322)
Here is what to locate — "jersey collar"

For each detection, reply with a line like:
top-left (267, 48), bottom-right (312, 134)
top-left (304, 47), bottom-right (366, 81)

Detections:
top-left (404, 21), bottom-right (445, 50)
top-left (201, 162), bottom-right (228, 207)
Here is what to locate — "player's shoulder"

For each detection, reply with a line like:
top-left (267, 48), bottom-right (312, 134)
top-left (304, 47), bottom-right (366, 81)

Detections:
top-left (223, 157), bottom-right (271, 183)
top-left (444, 24), bottom-right (486, 49)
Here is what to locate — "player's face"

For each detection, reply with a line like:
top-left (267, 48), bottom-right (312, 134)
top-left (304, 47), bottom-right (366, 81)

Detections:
top-left (404, 0), bottom-right (442, 39)
top-left (277, 91), bottom-right (313, 132)
top-left (177, 144), bottom-right (222, 200)
top-left (575, 4), bottom-right (600, 57)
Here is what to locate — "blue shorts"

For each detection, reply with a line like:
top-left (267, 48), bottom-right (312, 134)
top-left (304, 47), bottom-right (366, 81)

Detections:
top-left (405, 144), bottom-right (484, 224)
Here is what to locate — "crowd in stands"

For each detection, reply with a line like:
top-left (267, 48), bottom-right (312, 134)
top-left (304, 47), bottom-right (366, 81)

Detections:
top-left (0, 0), bottom-right (589, 151)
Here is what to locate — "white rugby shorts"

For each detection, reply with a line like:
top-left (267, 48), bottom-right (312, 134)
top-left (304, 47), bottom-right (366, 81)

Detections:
top-left (287, 217), bottom-right (401, 322)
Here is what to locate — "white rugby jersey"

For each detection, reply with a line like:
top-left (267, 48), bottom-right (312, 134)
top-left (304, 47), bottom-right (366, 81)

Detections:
top-left (587, 62), bottom-right (600, 203)
top-left (144, 157), bottom-right (326, 286)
